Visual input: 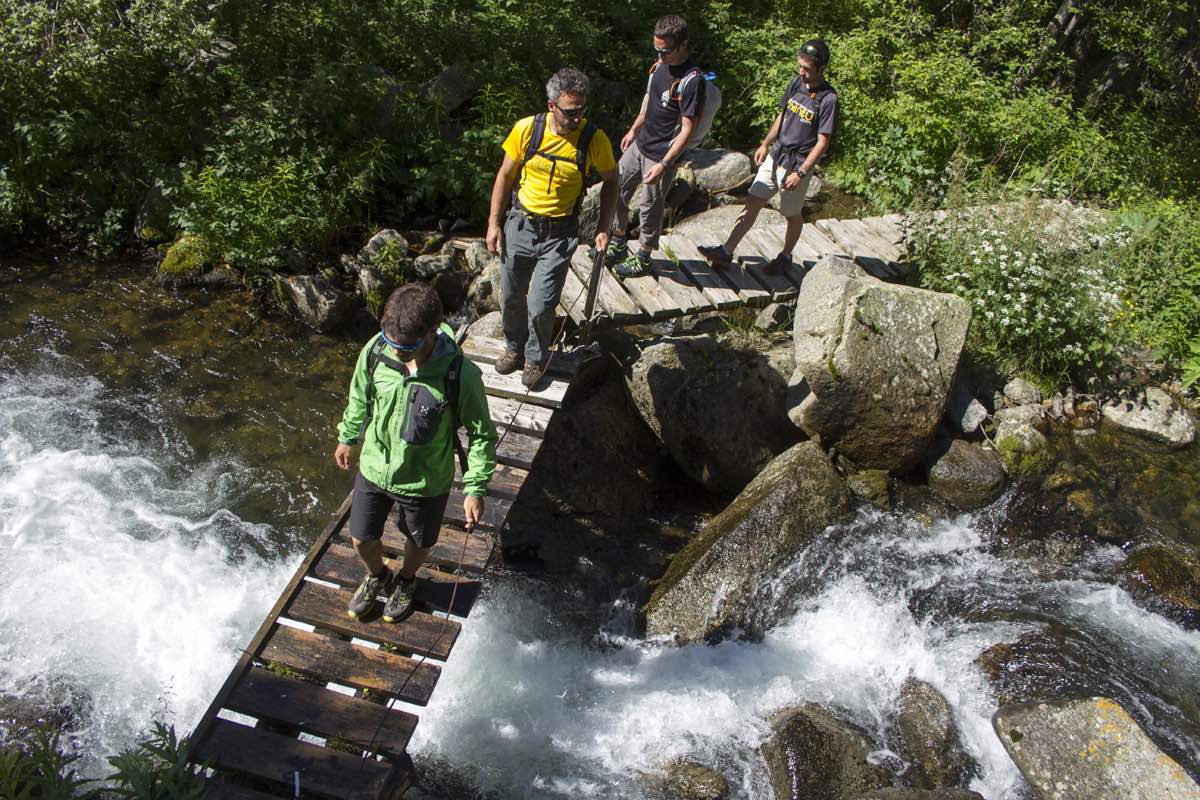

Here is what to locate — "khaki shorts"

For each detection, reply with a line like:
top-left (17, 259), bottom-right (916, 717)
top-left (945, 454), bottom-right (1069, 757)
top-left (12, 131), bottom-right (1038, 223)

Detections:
top-left (748, 152), bottom-right (813, 218)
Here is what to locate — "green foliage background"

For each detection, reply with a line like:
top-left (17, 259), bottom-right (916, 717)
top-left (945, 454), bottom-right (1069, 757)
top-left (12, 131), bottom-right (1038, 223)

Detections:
top-left (4, 0), bottom-right (1198, 260)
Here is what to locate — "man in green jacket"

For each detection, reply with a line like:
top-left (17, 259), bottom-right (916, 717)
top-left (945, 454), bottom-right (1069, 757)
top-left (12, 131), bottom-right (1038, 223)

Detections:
top-left (334, 283), bottom-right (498, 622)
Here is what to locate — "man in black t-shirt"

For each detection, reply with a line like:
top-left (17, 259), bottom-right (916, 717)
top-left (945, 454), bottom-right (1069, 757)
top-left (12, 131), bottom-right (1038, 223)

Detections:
top-left (608, 15), bottom-right (705, 277)
top-left (700, 39), bottom-right (839, 275)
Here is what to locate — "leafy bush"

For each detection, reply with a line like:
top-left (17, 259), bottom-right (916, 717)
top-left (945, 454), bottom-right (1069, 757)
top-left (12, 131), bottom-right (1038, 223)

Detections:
top-left (911, 197), bottom-right (1126, 383)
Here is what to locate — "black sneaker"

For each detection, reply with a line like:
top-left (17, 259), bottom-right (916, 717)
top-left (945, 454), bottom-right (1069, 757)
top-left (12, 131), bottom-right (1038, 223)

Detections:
top-left (347, 567), bottom-right (391, 619)
top-left (698, 243), bottom-right (734, 269)
top-left (382, 575), bottom-right (417, 623)
top-left (494, 350), bottom-right (524, 375)
top-left (613, 249), bottom-right (651, 278)
top-left (764, 252), bottom-right (793, 275)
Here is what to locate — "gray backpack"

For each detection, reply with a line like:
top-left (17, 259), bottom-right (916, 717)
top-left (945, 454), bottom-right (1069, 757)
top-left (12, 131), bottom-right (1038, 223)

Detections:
top-left (646, 63), bottom-right (722, 150)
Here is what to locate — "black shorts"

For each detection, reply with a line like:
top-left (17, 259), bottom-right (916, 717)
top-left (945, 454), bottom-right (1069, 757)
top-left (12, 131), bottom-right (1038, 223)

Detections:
top-left (349, 472), bottom-right (448, 549)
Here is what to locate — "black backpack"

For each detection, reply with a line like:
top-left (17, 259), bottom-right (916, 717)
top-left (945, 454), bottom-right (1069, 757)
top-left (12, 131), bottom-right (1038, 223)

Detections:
top-left (356, 334), bottom-right (469, 472)
top-left (515, 112), bottom-right (598, 215)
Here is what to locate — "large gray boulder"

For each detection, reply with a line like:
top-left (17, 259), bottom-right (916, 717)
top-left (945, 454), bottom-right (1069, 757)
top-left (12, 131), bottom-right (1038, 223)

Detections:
top-left (993, 697), bottom-right (1200, 800)
top-left (1101, 387), bottom-right (1196, 448)
top-left (280, 274), bottom-right (354, 332)
top-left (627, 334), bottom-right (798, 494)
top-left (642, 441), bottom-right (847, 642)
top-left (761, 704), bottom-right (891, 800)
top-left (897, 678), bottom-right (973, 790)
top-left (788, 256), bottom-right (971, 474)
top-left (926, 440), bottom-right (1006, 510)
top-left (681, 148), bottom-right (755, 194)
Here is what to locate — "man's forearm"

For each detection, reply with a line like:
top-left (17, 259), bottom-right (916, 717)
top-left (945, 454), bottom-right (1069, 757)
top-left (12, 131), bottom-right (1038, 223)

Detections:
top-left (798, 135), bottom-right (830, 175)
top-left (761, 113), bottom-right (784, 148)
top-left (660, 117), bottom-right (696, 166)
top-left (488, 169), bottom-right (515, 225)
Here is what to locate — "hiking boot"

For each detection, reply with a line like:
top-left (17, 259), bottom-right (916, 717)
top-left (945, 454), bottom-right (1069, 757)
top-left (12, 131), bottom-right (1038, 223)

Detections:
top-left (764, 252), bottom-right (793, 276)
top-left (613, 249), bottom-right (651, 278)
top-left (521, 361), bottom-right (546, 389)
top-left (382, 574), bottom-right (417, 623)
top-left (494, 349), bottom-right (524, 375)
top-left (347, 567), bottom-right (391, 619)
top-left (698, 243), bottom-right (734, 269)
top-left (604, 238), bottom-right (628, 263)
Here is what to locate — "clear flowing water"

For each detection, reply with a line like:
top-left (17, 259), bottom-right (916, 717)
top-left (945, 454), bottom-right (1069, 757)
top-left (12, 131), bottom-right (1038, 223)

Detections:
top-left (2, 259), bottom-right (1198, 797)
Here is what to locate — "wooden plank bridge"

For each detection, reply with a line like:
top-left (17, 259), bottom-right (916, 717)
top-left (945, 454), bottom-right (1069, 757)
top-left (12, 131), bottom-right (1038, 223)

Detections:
top-left (551, 207), bottom-right (911, 327)
top-left (186, 334), bottom-right (584, 800)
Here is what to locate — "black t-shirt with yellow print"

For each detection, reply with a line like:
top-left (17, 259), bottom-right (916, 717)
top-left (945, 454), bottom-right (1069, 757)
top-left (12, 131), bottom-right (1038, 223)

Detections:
top-left (771, 76), bottom-right (838, 170)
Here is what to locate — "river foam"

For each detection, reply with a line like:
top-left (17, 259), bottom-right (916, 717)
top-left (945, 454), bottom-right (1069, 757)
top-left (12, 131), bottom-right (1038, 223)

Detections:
top-left (0, 364), bottom-right (294, 773)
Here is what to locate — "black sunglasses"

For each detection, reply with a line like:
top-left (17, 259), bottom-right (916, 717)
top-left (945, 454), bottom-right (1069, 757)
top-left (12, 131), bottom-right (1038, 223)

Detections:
top-left (800, 44), bottom-right (827, 65)
top-left (654, 42), bottom-right (678, 55)
top-left (553, 102), bottom-right (586, 119)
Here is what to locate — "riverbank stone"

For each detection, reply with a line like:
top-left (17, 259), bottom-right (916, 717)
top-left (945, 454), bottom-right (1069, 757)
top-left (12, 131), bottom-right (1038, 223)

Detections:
top-left (1118, 545), bottom-right (1200, 627)
top-left (787, 255), bottom-right (971, 474)
top-left (157, 233), bottom-right (215, 288)
top-left (281, 274), bottom-right (354, 332)
top-left (994, 420), bottom-right (1050, 478)
top-left (944, 381), bottom-right (987, 436)
top-left (1003, 377), bottom-right (1042, 406)
top-left (761, 704), bottom-right (890, 800)
top-left (847, 469), bottom-right (892, 510)
top-left (927, 440), bottom-right (1005, 510)
top-left (852, 791), bottom-right (984, 800)
top-left (681, 148), bottom-right (755, 194)
top-left (659, 759), bottom-right (730, 800)
top-left (994, 697), bottom-right (1200, 800)
top-left (897, 678), bottom-right (973, 790)
top-left (1101, 387), bottom-right (1196, 448)
top-left (626, 334), bottom-right (798, 494)
top-left (642, 441), bottom-right (847, 642)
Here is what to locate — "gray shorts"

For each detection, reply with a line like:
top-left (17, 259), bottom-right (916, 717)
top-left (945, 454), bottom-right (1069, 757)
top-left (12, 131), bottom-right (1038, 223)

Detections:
top-left (748, 152), bottom-right (813, 217)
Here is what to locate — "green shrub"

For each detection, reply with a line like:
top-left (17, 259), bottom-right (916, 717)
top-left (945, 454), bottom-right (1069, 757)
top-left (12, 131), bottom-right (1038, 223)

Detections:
top-left (0, 728), bottom-right (96, 800)
top-left (911, 196), bottom-right (1126, 384)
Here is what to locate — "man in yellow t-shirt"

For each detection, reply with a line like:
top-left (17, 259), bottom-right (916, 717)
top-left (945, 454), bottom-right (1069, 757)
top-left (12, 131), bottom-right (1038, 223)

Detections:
top-left (485, 67), bottom-right (617, 388)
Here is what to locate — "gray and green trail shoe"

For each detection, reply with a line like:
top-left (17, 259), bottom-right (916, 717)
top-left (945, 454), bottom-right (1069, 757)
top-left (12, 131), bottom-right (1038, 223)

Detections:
top-left (347, 567), bottom-right (391, 619)
top-left (605, 239), bottom-right (628, 263)
top-left (382, 575), bottom-right (418, 623)
top-left (613, 249), bottom-right (652, 278)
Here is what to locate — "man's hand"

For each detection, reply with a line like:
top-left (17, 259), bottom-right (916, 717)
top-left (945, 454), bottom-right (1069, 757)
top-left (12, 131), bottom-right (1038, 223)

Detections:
top-left (783, 170), bottom-right (804, 191)
top-left (754, 143), bottom-right (769, 166)
top-left (644, 161), bottom-right (666, 185)
top-left (334, 443), bottom-right (353, 470)
top-left (594, 230), bottom-right (609, 253)
top-left (620, 129), bottom-right (637, 151)
top-left (486, 221), bottom-right (504, 255)
top-left (463, 495), bottom-right (484, 531)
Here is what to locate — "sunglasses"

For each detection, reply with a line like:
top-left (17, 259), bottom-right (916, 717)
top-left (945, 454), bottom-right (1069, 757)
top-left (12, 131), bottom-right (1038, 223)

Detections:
top-left (380, 329), bottom-right (428, 353)
top-left (654, 42), bottom-right (679, 55)
top-left (800, 44), bottom-right (827, 64)
top-left (553, 102), bottom-right (586, 119)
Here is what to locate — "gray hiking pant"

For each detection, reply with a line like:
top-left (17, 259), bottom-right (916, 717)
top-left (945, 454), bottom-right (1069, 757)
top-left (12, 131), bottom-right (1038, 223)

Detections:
top-left (501, 207), bottom-right (578, 365)
top-left (612, 141), bottom-right (678, 253)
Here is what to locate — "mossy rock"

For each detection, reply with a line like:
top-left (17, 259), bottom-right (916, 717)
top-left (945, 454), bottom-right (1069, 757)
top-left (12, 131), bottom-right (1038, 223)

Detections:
top-left (1119, 545), bottom-right (1200, 626)
top-left (158, 233), bottom-right (215, 287)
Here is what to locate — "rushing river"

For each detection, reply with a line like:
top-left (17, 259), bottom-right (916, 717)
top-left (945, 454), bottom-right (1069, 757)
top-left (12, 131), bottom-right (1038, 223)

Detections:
top-left (1, 259), bottom-right (1198, 798)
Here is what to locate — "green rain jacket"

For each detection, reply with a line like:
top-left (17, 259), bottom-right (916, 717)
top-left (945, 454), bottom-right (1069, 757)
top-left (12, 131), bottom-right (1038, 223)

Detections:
top-left (337, 328), bottom-right (498, 497)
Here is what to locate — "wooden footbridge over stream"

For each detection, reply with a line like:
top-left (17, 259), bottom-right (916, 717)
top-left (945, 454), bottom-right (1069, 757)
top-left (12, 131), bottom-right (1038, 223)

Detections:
top-left (185, 208), bottom-right (913, 799)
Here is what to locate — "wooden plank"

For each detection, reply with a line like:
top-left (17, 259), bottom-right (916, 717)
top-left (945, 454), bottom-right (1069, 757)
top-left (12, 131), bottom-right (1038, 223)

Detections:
top-left (194, 719), bottom-right (398, 800)
top-left (462, 336), bottom-right (580, 380)
top-left (455, 462), bottom-right (528, 499)
top-left (443, 486), bottom-right (512, 531)
top-left (798, 223), bottom-right (848, 259)
top-left (187, 495), bottom-right (356, 765)
top-left (485, 394), bottom-right (554, 438)
top-left (260, 625), bottom-right (440, 705)
top-left (465, 426), bottom-right (542, 470)
top-left (313, 542), bottom-right (481, 617)
top-left (476, 360), bottom-right (568, 408)
top-left (555, 262), bottom-right (590, 326)
top-left (372, 519), bottom-right (494, 574)
top-left (738, 228), bottom-right (800, 301)
top-left (646, 249), bottom-right (712, 315)
top-left (659, 234), bottom-right (741, 310)
top-left (673, 229), bottom-right (772, 307)
top-left (814, 219), bottom-right (863, 257)
top-left (203, 779), bottom-right (284, 800)
top-left (568, 247), bottom-right (643, 323)
top-left (226, 666), bottom-right (418, 757)
top-left (741, 225), bottom-right (811, 291)
top-left (285, 580), bottom-right (459, 661)
top-left (613, 264), bottom-right (678, 320)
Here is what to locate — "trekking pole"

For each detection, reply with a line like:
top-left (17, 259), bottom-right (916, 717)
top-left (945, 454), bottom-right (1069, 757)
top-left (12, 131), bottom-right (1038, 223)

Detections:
top-left (579, 245), bottom-right (606, 345)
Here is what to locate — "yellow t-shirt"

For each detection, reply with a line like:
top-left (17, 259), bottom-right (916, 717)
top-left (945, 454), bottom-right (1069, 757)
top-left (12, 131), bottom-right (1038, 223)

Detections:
top-left (502, 115), bottom-right (616, 218)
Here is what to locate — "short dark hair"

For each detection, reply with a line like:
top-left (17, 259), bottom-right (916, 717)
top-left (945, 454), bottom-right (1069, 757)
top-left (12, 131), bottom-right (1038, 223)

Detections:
top-left (654, 15), bottom-right (688, 46)
top-left (799, 38), bottom-right (831, 67)
top-left (381, 283), bottom-right (442, 341)
top-left (547, 67), bottom-right (590, 102)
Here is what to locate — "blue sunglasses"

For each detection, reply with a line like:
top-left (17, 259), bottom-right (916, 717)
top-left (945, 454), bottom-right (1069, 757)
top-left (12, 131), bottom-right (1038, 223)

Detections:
top-left (380, 329), bottom-right (428, 353)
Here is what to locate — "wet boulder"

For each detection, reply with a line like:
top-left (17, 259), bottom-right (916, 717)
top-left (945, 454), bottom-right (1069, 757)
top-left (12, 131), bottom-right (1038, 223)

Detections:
top-left (761, 704), bottom-right (891, 800)
top-left (787, 256), bottom-right (971, 474)
top-left (658, 759), bottom-right (730, 800)
top-left (642, 441), bottom-right (847, 643)
top-left (279, 274), bottom-right (354, 332)
top-left (926, 440), bottom-right (1005, 511)
top-left (993, 420), bottom-right (1050, 479)
top-left (1118, 545), bottom-right (1200, 628)
top-left (852, 791), bottom-right (983, 800)
top-left (1102, 387), bottom-right (1196, 448)
top-left (897, 678), bottom-right (974, 790)
top-left (993, 697), bottom-right (1200, 799)
top-left (626, 334), bottom-right (798, 494)
top-left (157, 233), bottom-right (216, 288)
top-left (846, 469), bottom-right (892, 510)
top-left (681, 148), bottom-right (755, 195)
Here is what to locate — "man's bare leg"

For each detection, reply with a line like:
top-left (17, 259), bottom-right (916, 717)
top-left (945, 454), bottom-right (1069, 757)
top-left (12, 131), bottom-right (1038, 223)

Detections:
top-left (397, 537), bottom-right (432, 581)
